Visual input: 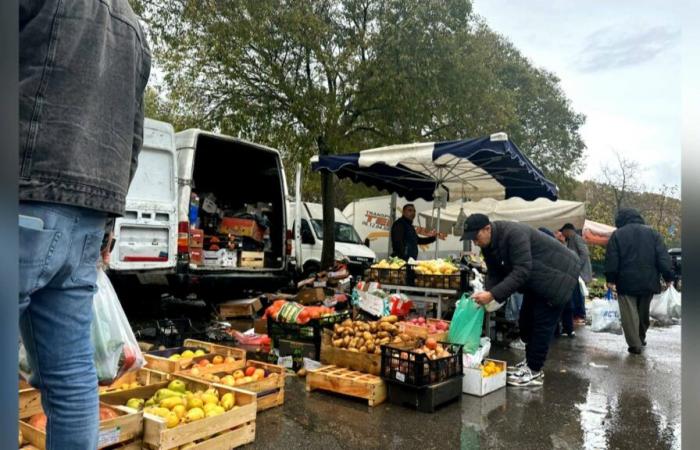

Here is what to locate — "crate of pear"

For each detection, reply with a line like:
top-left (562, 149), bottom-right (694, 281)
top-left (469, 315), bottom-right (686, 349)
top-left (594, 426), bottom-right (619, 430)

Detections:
top-left (100, 376), bottom-right (257, 449)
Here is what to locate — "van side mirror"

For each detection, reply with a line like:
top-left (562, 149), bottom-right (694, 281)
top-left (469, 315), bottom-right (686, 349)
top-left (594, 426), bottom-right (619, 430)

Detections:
top-left (364, 238), bottom-right (371, 247)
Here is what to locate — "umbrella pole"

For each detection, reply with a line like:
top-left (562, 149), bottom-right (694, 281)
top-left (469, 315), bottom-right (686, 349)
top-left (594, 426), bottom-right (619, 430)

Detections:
top-left (435, 205), bottom-right (441, 258)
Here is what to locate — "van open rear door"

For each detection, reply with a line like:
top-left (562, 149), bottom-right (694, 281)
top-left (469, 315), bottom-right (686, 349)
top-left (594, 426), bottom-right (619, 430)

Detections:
top-left (109, 119), bottom-right (178, 271)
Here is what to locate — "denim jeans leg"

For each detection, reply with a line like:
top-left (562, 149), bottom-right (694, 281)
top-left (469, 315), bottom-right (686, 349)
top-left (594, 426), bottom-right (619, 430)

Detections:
top-left (19, 202), bottom-right (105, 450)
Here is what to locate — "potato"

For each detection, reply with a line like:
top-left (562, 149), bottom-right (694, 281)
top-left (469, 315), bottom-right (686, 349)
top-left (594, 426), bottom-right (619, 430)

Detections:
top-left (366, 342), bottom-right (375, 353)
top-left (332, 338), bottom-right (343, 347)
top-left (362, 331), bottom-right (373, 341)
top-left (379, 337), bottom-right (391, 345)
top-left (359, 346), bottom-right (367, 353)
top-left (392, 336), bottom-right (402, 344)
top-left (377, 331), bottom-right (389, 339)
top-left (342, 319), bottom-right (353, 328)
top-left (380, 315), bottom-right (398, 324)
top-left (374, 346), bottom-right (382, 354)
top-left (334, 324), bottom-right (342, 333)
top-left (343, 336), bottom-right (351, 347)
top-left (369, 322), bottom-right (378, 333)
top-left (348, 348), bottom-right (359, 353)
top-left (399, 333), bottom-right (411, 342)
top-left (349, 337), bottom-right (359, 349)
top-left (357, 338), bottom-right (365, 349)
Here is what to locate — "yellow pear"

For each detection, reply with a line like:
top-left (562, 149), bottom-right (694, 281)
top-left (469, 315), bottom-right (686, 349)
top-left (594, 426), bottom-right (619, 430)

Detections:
top-left (184, 407), bottom-right (205, 423)
top-left (220, 392), bottom-right (235, 411)
top-left (201, 393), bottom-right (219, 406)
top-left (205, 405), bottom-right (226, 418)
top-left (165, 412), bottom-right (180, 428)
top-left (186, 397), bottom-right (204, 410)
top-left (160, 396), bottom-right (184, 410)
top-left (172, 404), bottom-right (186, 420)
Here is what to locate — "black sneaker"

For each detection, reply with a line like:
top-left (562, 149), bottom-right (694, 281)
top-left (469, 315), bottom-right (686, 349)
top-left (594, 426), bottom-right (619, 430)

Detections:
top-left (567, 331), bottom-right (576, 338)
top-left (628, 347), bottom-right (643, 354)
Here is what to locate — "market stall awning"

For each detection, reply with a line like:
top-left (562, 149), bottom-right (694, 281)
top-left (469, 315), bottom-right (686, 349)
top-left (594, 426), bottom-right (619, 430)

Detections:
top-left (583, 219), bottom-right (616, 246)
top-left (310, 133), bottom-right (558, 201)
top-left (419, 197), bottom-right (585, 233)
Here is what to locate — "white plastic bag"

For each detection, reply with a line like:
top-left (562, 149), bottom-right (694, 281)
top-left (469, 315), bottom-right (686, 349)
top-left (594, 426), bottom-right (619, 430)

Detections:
top-left (462, 337), bottom-right (491, 369)
top-left (590, 298), bottom-right (622, 334)
top-left (579, 277), bottom-right (589, 298)
top-left (650, 286), bottom-right (681, 321)
top-left (92, 270), bottom-right (145, 385)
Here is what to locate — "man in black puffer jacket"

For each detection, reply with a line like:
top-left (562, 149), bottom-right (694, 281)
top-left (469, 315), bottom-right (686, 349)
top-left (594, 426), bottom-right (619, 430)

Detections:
top-left (605, 208), bottom-right (674, 354)
top-left (463, 214), bottom-right (580, 387)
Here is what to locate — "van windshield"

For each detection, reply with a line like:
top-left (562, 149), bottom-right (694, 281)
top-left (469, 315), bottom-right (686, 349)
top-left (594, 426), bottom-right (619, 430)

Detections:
top-left (312, 220), bottom-right (363, 244)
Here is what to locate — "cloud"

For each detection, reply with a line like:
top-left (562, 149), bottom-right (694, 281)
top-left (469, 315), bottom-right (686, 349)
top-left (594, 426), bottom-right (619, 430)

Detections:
top-left (576, 25), bottom-right (680, 72)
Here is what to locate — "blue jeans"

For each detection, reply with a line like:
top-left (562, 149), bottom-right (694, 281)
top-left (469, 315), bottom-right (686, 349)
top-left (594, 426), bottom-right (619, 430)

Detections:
top-left (19, 202), bottom-right (106, 450)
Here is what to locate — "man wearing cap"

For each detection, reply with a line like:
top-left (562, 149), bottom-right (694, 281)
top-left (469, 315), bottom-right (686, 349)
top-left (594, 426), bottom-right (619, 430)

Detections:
top-left (560, 223), bottom-right (593, 324)
top-left (462, 214), bottom-right (581, 386)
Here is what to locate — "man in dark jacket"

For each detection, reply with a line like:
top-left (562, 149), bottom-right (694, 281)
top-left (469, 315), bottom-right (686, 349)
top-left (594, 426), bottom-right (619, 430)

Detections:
top-left (390, 204), bottom-right (437, 260)
top-left (464, 214), bottom-right (580, 387)
top-left (605, 208), bottom-right (674, 354)
top-left (19, 1), bottom-right (150, 448)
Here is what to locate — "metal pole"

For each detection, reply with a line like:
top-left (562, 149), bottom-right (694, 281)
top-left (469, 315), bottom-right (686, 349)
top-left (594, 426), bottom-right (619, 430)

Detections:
top-left (436, 204), bottom-right (441, 258)
top-left (388, 192), bottom-right (397, 257)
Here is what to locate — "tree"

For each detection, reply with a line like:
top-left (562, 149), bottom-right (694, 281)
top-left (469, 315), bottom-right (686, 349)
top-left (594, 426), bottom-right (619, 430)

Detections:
top-left (138, 0), bottom-right (587, 266)
top-left (599, 150), bottom-right (643, 212)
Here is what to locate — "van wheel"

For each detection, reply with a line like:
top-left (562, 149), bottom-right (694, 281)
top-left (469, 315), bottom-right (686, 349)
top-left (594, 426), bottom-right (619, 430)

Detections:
top-left (303, 261), bottom-right (321, 279)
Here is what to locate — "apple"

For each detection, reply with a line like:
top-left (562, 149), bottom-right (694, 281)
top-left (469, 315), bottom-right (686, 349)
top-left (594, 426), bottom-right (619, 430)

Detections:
top-left (417, 317), bottom-right (426, 324)
top-left (198, 359), bottom-right (210, 367)
top-left (428, 325), bottom-right (437, 334)
top-left (233, 370), bottom-right (244, 380)
top-left (212, 355), bottom-right (224, 365)
top-left (253, 369), bottom-right (265, 380)
top-left (244, 366), bottom-right (256, 377)
top-left (221, 375), bottom-right (235, 386)
top-left (224, 356), bottom-right (236, 364)
top-left (190, 367), bottom-right (201, 376)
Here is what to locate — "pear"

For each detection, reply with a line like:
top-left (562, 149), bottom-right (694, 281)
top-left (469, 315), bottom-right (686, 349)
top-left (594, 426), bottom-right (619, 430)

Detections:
top-left (167, 379), bottom-right (187, 394)
top-left (126, 398), bottom-right (145, 410)
top-left (184, 407), bottom-right (205, 423)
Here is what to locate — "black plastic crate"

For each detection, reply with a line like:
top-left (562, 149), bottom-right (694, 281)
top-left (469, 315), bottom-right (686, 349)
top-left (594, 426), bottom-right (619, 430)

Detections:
top-left (380, 341), bottom-right (463, 387)
top-left (414, 273), bottom-right (461, 290)
top-left (267, 310), bottom-right (351, 348)
top-left (368, 268), bottom-right (407, 285)
top-left (385, 375), bottom-right (463, 413)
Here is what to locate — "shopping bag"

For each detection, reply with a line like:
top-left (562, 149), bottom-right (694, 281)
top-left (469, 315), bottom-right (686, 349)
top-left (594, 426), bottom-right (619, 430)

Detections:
top-left (463, 337), bottom-right (492, 369)
top-left (590, 294), bottom-right (622, 334)
top-left (579, 277), bottom-right (589, 298)
top-left (92, 270), bottom-right (145, 385)
top-left (668, 286), bottom-right (681, 319)
top-left (447, 294), bottom-right (484, 353)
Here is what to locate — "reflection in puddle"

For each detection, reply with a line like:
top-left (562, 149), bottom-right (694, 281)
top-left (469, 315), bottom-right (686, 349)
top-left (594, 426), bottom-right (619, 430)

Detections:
top-left (651, 401), bottom-right (681, 449)
top-left (576, 385), bottom-right (613, 449)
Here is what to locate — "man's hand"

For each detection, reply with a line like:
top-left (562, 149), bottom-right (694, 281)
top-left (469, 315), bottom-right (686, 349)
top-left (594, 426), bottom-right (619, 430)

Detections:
top-left (101, 232), bottom-right (114, 265)
top-left (606, 282), bottom-right (616, 291)
top-left (428, 230), bottom-right (438, 237)
top-left (472, 291), bottom-right (494, 306)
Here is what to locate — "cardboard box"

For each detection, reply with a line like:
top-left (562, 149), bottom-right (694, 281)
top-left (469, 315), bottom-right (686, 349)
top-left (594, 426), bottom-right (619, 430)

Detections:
top-left (203, 249), bottom-right (237, 267)
top-left (462, 359), bottom-right (507, 397)
top-left (189, 248), bottom-right (203, 265)
top-left (297, 287), bottom-right (327, 305)
top-left (254, 318), bottom-right (268, 334)
top-left (189, 228), bottom-right (204, 248)
top-left (240, 251), bottom-right (264, 268)
top-left (218, 297), bottom-right (263, 319)
top-left (219, 217), bottom-right (264, 242)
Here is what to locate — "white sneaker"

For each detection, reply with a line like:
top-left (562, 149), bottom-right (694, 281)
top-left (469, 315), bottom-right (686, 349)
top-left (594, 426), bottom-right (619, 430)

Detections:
top-left (507, 360), bottom-right (527, 374)
top-left (507, 366), bottom-right (544, 387)
top-left (509, 338), bottom-right (526, 350)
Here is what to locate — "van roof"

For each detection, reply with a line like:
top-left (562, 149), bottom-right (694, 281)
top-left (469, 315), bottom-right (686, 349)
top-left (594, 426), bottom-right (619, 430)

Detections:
top-left (303, 202), bottom-right (350, 224)
top-left (144, 118), bottom-right (175, 135)
top-left (175, 128), bottom-right (282, 157)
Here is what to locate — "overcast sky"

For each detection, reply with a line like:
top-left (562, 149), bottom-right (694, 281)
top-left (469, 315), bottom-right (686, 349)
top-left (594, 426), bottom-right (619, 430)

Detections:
top-left (472, 0), bottom-right (682, 192)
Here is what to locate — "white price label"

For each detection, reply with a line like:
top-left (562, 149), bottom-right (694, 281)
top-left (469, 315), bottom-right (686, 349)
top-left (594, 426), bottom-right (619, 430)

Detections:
top-left (98, 427), bottom-right (121, 447)
top-left (359, 291), bottom-right (385, 317)
top-left (395, 372), bottom-right (406, 382)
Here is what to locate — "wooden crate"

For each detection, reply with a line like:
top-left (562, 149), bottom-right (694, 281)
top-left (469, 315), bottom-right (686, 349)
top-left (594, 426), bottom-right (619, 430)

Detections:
top-left (99, 368), bottom-right (171, 394)
top-left (240, 251), bottom-right (264, 268)
top-left (101, 376), bottom-right (257, 450)
top-left (320, 332), bottom-right (382, 375)
top-left (399, 319), bottom-right (450, 342)
top-left (19, 403), bottom-right (143, 449)
top-left (178, 360), bottom-right (286, 412)
top-left (145, 339), bottom-right (246, 373)
top-left (306, 365), bottom-right (387, 407)
top-left (19, 379), bottom-right (41, 420)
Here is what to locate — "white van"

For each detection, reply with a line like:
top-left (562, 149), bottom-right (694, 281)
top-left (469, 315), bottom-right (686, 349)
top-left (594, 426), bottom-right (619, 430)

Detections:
top-left (109, 118), bottom-right (292, 300)
top-left (288, 202), bottom-right (376, 277)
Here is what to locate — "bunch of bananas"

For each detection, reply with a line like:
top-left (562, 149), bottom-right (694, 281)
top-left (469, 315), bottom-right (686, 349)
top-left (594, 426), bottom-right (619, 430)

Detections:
top-left (371, 257), bottom-right (406, 270)
top-left (413, 259), bottom-right (459, 275)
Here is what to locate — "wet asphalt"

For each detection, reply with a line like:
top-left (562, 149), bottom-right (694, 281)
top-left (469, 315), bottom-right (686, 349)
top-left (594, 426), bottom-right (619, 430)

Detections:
top-left (242, 324), bottom-right (681, 450)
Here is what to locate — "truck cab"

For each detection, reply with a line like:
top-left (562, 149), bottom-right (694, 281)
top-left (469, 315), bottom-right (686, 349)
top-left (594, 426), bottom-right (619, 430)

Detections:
top-left (288, 202), bottom-right (376, 277)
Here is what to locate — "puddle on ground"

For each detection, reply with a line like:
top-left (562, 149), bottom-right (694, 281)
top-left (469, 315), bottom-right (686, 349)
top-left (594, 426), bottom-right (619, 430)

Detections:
top-left (576, 385), bottom-right (613, 450)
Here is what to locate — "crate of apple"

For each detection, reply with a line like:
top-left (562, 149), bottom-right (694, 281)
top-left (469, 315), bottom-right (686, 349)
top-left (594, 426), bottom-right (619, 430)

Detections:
top-left (185, 354), bottom-right (244, 377)
top-left (401, 317), bottom-right (450, 340)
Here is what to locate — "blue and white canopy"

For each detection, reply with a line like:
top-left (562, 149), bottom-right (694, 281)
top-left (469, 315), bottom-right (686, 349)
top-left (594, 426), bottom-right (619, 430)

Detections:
top-left (310, 133), bottom-right (558, 201)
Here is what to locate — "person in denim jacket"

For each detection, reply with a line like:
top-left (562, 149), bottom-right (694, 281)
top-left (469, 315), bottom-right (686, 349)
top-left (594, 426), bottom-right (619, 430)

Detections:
top-left (19, 1), bottom-right (150, 448)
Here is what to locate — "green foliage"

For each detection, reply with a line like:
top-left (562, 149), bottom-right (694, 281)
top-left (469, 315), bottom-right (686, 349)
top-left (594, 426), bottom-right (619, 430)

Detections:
top-left (137, 0), bottom-right (587, 206)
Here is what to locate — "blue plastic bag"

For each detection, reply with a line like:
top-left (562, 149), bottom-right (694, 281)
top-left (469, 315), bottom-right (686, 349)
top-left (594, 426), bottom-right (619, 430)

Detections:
top-left (447, 294), bottom-right (484, 354)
